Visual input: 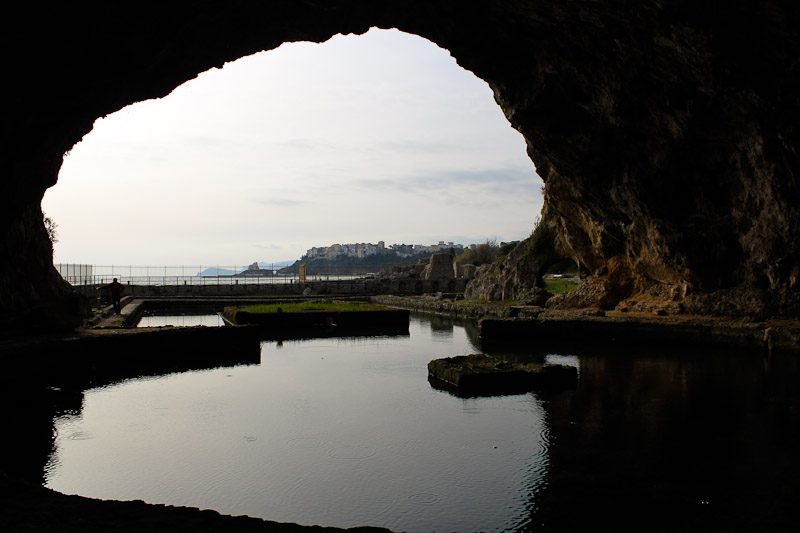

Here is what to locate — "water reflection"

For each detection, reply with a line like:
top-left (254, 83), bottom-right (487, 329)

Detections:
top-left (425, 314), bottom-right (455, 338)
top-left (2, 328), bottom-right (263, 487)
top-left (2, 385), bottom-right (84, 485)
top-left (413, 312), bottom-right (480, 346)
top-left (43, 315), bottom-right (545, 532)
top-left (528, 350), bottom-right (800, 532)
top-left (8, 313), bottom-right (800, 532)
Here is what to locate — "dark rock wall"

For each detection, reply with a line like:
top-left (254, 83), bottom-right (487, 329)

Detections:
top-left (538, 2), bottom-right (800, 314)
top-left (3, 1), bottom-right (799, 328)
top-left (0, 204), bottom-right (84, 332)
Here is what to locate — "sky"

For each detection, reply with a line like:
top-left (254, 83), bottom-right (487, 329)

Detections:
top-left (43, 28), bottom-right (543, 266)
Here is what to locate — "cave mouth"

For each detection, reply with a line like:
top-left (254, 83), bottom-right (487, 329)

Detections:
top-left (4, 2), bottom-right (799, 332)
top-left (43, 28), bottom-right (543, 272)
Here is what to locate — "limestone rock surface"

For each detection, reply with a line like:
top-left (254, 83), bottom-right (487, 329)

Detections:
top-left (422, 253), bottom-right (455, 281)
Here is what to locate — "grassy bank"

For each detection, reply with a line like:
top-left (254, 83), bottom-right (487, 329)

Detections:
top-left (543, 278), bottom-right (580, 294)
top-left (236, 300), bottom-right (384, 314)
top-left (225, 300), bottom-right (408, 331)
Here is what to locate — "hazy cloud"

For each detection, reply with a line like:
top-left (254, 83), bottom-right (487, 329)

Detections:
top-left (185, 136), bottom-right (233, 149)
top-left (45, 28), bottom-right (542, 265)
top-left (271, 138), bottom-right (336, 151)
top-left (254, 197), bottom-right (312, 207)
top-left (371, 139), bottom-right (460, 155)
top-left (356, 167), bottom-right (537, 196)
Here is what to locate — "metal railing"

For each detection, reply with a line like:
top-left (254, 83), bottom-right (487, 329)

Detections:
top-left (56, 265), bottom-right (368, 286)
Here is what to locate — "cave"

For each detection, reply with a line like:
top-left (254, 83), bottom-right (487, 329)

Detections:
top-left (3, 1), bottom-right (799, 332)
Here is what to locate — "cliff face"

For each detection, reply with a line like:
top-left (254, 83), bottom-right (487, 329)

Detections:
top-left (465, 226), bottom-right (558, 304)
top-left (532, 2), bottom-right (800, 316)
top-left (0, 205), bottom-right (85, 332)
top-left (2, 1), bottom-right (799, 329)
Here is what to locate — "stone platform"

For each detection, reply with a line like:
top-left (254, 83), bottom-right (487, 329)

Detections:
top-left (427, 354), bottom-right (577, 397)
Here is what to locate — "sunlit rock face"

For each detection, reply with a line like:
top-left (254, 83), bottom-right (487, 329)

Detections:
top-left (2, 1), bottom-right (798, 329)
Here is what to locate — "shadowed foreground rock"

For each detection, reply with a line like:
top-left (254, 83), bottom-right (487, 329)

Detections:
top-left (0, 475), bottom-right (390, 533)
top-left (428, 354), bottom-right (577, 397)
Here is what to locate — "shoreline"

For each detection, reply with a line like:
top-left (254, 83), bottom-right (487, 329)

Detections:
top-left (372, 295), bottom-right (800, 354)
top-left (2, 295), bottom-right (797, 531)
top-left (0, 475), bottom-right (390, 532)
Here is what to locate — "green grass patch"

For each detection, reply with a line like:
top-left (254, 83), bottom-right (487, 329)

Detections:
top-left (236, 300), bottom-right (385, 314)
top-left (543, 278), bottom-right (580, 294)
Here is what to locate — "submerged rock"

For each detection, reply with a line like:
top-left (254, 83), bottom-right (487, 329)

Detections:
top-left (427, 354), bottom-right (577, 397)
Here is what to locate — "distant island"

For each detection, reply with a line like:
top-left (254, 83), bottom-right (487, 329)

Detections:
top-left (197, 267), bottom-right (237, 277)
top-left (198, 260), bottom-right (295, 277)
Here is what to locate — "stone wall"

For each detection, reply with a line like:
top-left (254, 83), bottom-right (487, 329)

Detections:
top-left (372, 295), bottom-right (518, 321)
top-left (77, 278), bottom-right (467, 302)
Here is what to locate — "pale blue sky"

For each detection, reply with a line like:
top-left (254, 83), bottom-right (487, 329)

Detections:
top-left (43, 28), bottom-right (543, 265)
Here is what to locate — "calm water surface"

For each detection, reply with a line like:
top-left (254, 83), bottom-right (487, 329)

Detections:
top-left (43, 314), bottom-right (800, 532)
top-left (46, 315), bottom-right (556, 531)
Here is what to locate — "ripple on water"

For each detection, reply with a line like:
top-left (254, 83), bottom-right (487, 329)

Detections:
top-left (286, 436), bottom-right (323, 449)
top-left (408, 492), bottom-right (441, 505)
top-left (538, 424), bottom-right (552, 454)
top-left (327, 444), bottom-right (378, 460)
top-left (460, 437), bottom-right (508, 457)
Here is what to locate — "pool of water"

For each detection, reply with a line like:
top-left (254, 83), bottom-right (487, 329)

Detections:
top-left (137, 314), bottom-right (224, 327)
top-left (42, 314), bottom-right (800, 532)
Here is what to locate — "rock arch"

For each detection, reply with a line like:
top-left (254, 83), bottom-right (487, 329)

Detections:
top-left (3, 1), bottom-right (799, 329)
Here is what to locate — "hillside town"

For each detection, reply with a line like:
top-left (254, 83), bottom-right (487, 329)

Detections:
top-left (304, 240), bottom-right (466, 260)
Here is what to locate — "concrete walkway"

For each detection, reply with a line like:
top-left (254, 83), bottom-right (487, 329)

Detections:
top-left (89, 295), bottom-right (347, 329)
top-left (92, 297), bottom-right (145, 328)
